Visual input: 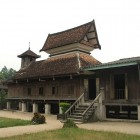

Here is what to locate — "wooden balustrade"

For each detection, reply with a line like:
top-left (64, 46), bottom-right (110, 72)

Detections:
top-left (65, 93), bottom-right (84, 119)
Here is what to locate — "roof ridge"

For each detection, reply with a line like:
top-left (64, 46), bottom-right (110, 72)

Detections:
top-left (49, 20), bottom-right (93, 36)
top-left (119, 56), bottom-right (140, 60)
top-left (79, 20), bottom-right (93, 42)
top-left (18, 49), bottom-right (40, 58)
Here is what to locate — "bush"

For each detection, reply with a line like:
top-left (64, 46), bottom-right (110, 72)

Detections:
top-left (31, 112), bottom-right (46, 124)
top-left (0, 89), bottom-right (7, 109)
top-left (59, 102), bottom-right (71, 114)
top-left (63, 119), bottom-right (78, 128)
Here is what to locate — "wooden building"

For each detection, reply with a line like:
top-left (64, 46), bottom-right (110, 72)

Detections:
top-left (7, 20), bottom-right (140, 122)
top-left (7, 20), bottom-right (101, 116)
top-left (84, 57), bottom-right (140, 121)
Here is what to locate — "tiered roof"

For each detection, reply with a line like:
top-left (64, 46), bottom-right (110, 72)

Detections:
top-left (14, 53), bottom-right (101, 79)
top-left (14, 20), bottom-right (101, 80)
top-left (18, 48), bottom-right (40, 58)
top-left (40, 20), bottom-right (101, 52)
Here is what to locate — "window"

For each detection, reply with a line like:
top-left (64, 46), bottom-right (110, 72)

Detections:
top-left (114, 74), bottom-right (125, 99)
top-left (39, 87), bottom-right (44, 96)
top-left (27, 88), bottom-right (31, 95)
top-left (52, 86), bottom-right (58, 95)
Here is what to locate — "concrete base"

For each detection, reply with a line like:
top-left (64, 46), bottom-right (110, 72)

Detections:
top-left (33, 103), bottom-right (38, 113)
top-left (59, 106), bottom-right (63, 114)
top-left (45, 104), bottom-right (51, 115)
top-left (22, 102), bottom-right (26, 112)
top-left (19, 102), bottom-right (22, 111)
top-left (7, 102), bottom-right (11, 110)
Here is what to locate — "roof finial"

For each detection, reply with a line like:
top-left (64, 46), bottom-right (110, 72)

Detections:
top-left (29, 42), bottom-right (30, 50)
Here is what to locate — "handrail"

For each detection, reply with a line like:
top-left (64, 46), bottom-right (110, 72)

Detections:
top-left (82, 92), bottom-right (102, 120)
top-left (65, 93), bottom-right (84, 119)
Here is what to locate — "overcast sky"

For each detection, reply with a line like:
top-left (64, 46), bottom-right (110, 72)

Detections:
top-left (0, 0), bottom-right (140, 70)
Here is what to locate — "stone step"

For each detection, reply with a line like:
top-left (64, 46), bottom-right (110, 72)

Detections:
top-left (67, 118), bottom-right (83, 122)
top-left (71, 112), bottom-right (83, 116)
top-left (74, 110), bottom-right (85, 114)
top-left (76, 107), bottom-right (87, 110)
top-left (79, 105), bottom-right (89, 107)
top-left (69, 115), bottom-right (83, 119)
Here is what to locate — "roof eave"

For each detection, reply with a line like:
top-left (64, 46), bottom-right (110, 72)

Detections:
top-left (84, 62), bottom-right (138, 71)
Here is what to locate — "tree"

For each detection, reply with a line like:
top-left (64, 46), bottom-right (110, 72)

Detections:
top-left (0, 89), bottom-right (7, 109)
top-left (0, 66), bottom-right (16, 80)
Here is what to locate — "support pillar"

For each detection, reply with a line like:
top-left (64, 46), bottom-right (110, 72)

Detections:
top-left (138, 105), bottom-right (140, 121)
top-left (22, 102), bottom-right (26, 112)
top-left (33, 103), bottom-right (38, 113)
top-left (19, 102), bottom-right (22, 111)
top-left (99, 87), bottom-right (106, 120)
top-left (7, 101), bottom-right (11, 110)
top-left (45, 104), bottom-right (51, 115)
top-left (125, 73), bottom-right (128, 100)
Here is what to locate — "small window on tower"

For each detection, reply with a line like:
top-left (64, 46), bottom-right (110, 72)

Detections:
top-left (30, 58), bottom-right (33, 61)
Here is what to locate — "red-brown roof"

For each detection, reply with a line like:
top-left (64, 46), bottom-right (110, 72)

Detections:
top-left (18, 48), bottom-right (40, 58)
top-left (40, 20), bottom-right (101, 52)
top-left (14, 53), bottom-right (101, 79)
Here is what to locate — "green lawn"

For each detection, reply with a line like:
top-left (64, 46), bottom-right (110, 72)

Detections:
top-left (0, 117), bottom-right (31, 128)
top-left (0, 128), bottom-right (140, 140)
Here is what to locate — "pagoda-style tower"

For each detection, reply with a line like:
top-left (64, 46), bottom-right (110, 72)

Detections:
top-left (18, 48), bottom-right (40, 68)
top-left (40, 20), bottom-right (101, 57)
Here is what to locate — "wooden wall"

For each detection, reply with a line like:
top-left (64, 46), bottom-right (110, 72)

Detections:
top-left (99, 65), bottom-right (140, 101)
top-left (8, 77), bottom-right (82, 100)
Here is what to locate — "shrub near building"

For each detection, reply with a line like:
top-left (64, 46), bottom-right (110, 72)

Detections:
top-left (31, 112), bottom-right (46, 124)
top-left (59, 102), bottom-right (71, 114)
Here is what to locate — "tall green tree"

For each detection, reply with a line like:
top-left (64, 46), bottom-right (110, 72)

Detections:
top-left (0, 66), bottom-right (16, 80)
top-left (0, 89), bottom-right (7, 109)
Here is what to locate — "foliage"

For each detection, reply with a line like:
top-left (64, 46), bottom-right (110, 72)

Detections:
top-left (59, 102), bottom-right (71, 114)
top-left (0, 89), bottom-right (7, 109)
top-left (0, 117), bottom-right (31, 128)
top-left (0, 66), bottom-right (16, 80)
top-left (31, 112), bottom-right (46, 124)
top-left (63, 119), bottom-right (78, 128)
top-left (1, 128), bottom-right (140, 140)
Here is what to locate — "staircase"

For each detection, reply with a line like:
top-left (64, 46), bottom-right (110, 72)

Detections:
top-left (67, 104), bottom-right (95, 123)
top-left (65, 92), bottom-right (102, 123)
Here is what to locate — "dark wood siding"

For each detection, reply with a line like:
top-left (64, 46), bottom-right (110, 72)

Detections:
top-left (99, 65), bottom-right (140, 104)
top-left (8, 77), bottom-right (82, 100)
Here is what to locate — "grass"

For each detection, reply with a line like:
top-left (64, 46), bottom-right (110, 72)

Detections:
top-left (0, 128), bottom-right (140, 140)
top-left (0, 117), bottom-right (31, 128)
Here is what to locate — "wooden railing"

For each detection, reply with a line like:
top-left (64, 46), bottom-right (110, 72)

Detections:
top-left (65, 93), bottom-right (84, 119)
top-left (82, 92), bottom-right (102, 122)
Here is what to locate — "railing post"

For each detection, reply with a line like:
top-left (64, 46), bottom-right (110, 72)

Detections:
top-left (100, 87), bottom-right (104, 100)
top-left (99, 87), bottom-right (106, 120)
top-left (81, 94), bottom-right (84, 104)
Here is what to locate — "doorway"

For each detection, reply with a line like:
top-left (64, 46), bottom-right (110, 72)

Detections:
top-left (88, 79), bottom-right (96, 100)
